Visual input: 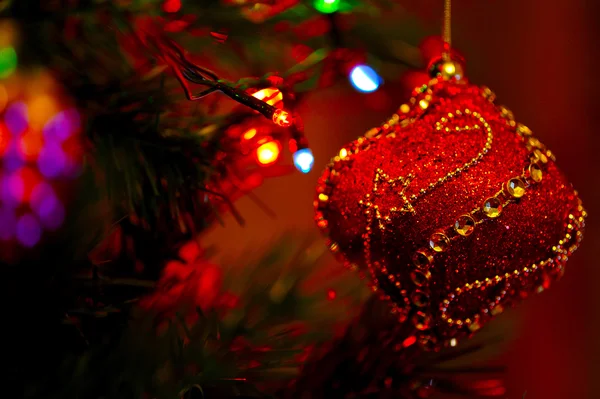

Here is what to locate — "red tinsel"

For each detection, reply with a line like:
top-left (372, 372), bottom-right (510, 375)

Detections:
top-left (139, 240), bottom-right (230, 324)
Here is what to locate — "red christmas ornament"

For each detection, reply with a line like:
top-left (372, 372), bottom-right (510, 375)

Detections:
top-left (314, 74), bottom-right (586, 350)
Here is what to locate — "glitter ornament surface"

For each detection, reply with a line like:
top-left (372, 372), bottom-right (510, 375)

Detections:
top-left (314, 78), bottom-right (586, 350)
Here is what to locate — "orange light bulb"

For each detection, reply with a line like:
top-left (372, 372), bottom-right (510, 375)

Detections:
top-left (252, 87), bottom-right (283, 107)
top-left (272, 109), bottom-right (291, 127)
top-left (256, 140), bottom-right (281, 166)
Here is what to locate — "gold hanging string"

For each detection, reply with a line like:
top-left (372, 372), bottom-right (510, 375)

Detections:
top-left (442, 0), bottom-right (452, 61)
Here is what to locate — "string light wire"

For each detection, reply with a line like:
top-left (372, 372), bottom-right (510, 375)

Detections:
top-left (144, 34), bottom-right (313, 172)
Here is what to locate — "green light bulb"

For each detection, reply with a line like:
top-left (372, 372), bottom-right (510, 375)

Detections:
top-left (314, 0), bottom-right (341, 14)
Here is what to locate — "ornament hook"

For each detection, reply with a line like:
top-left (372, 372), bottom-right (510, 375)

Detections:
top-left (442, 0), bottom-right (452, 62)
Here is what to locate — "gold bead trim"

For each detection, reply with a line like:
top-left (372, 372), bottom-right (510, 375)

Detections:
top-left (364, 110), bottom-right (495, 213)
top-left (480, 86), bottom-right (496, 102)
top-left (410, 109), bottom-right (494, 202)
top-left (410, 145), bottom-right (547, 274)
top-left (439, 203), bottom-right (586, 333)
top-left (406, 102), bottom-right (556, 275)
top-left (357, 108), bottom-right (495, 325)
top-left (391, 81), bottom-right (497, 136)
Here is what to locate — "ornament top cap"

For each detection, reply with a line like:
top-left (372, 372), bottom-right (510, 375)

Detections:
top-left (428, 57), bottom-right (465, 82)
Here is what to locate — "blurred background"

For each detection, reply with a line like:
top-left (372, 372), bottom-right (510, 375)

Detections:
top-left (2, 0), bottom-right (598, 397)
top-left (205, 1), bottom-right (600, 397)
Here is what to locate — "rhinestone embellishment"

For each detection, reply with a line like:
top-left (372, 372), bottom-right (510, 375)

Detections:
top-left (429, 232), bottom-right (450, 252)
top-left (506, 178), bottom-right (526, 198)
top-left (529, 163), bottom-right (543, 183)
top-left (483, 197), bottom-right (502, 218)
top-left (454, 214), bottom-right (476, 236)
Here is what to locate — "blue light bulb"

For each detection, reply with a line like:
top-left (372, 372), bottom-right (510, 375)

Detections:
top-left (349, 65), bottom-right (381, 93)
top-left (293, 148), bottom-right (314, 174)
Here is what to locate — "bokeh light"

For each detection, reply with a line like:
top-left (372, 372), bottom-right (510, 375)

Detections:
top-left (18, 167), bottom-right (41, 203)
top-left (0, 84), bottom-right (8, 112)
top-left (349, 65), bottom-right (381, 93)
top-left (18, 131), bottom-right (44, 160)
top-left (327, 289), bottom-right (337, 300)
top-left (3, 142), bottom-right (24, 171)
top-left (5, 102), bottom-right (28, 135)
top-left (31, 182), bottom-right (64, 230)
top-left (163, 0), bottom-right (181, 13)
top-left (38, 143), bottom-right (67, 178)
top-left (0, 80), bottom-right (82, 247)
top-left (0, 123), bottom-right (10, 155)
top-left (61, 135), bottom-right (84, 178)
top-left (1, 167), bottom-right (40, 206)
top-left (16, 213), bottom-right (41, 247)
top-left (1, 171), bottom-right (24, 205)
top-left (243, 128), bottom-right (257, 141)
top-left (43, 108), bottom-right (80, 142)
top-left (256, 140), bottom-right (281, 166)
top-left (0, 46), bottom-right (17, 78)
top-left (0, 206), bottom-right (16, 239)
top-left (28, 94), bottom-right (57, 130)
